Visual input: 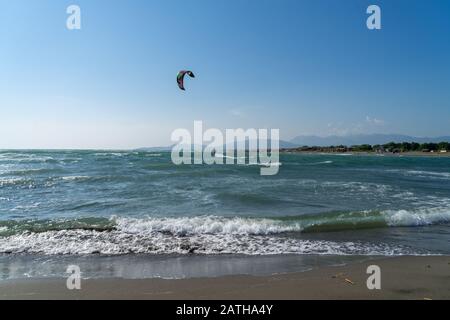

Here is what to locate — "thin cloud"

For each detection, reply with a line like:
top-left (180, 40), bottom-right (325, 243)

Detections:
top-left (366, 116), bottom-right (386, 126)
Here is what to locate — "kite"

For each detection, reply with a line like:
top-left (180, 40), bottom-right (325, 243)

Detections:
top-left (177, 70), bottom-right (195, 91)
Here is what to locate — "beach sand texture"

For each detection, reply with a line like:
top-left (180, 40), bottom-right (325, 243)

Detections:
top-left (1, 256), bottom-right (448, 300)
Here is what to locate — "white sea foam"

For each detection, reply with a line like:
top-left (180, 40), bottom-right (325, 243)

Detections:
top-left (213, 153), bottom-right (281, 167)
top-left (115, 216), bottom-right (301, 236)
top-left (385, 169), bottom-right (450, 180)
top-left (94, 152), bottom-right (129, 157)
top-left (0, 207), bottom-right (448, 255)
top-left (11, 202), bottom-right (41, 211)
top-left (308, 160), bottom-right (333, 165)
top-left (0, 177), bottom-right (33, 187)
top-left (406, 170), bottom-right (450, 179)
top-left (0, 227), bottom-right (409, 256)
top-left (384, 207), bottom-right (450, 227)
top-left (322, 181), bottom-right (391, 194)
top-left (246, 162), bottom-right (282, 167)
top-left (61, 176), bottom-right (91, 182)
top-left (113, 208), bottom-right (450, 236)
top-left (214, 153), bottom-right (246, 160)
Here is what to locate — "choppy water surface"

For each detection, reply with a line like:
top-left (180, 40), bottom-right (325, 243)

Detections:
top-left (0, 150), bottom-right (449, 259)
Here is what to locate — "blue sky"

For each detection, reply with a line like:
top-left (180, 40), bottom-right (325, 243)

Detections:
top-left (1, 0), bottom-right (450, 149)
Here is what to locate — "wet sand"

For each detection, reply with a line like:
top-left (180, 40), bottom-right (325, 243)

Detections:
top-left (0, 256), bottom-right (449, 300)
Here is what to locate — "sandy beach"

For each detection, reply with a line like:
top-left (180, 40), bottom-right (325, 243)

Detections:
top-left (1, 256), bottom-right (448, 300)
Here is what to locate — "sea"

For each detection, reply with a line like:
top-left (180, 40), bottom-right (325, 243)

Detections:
top-left (0, 150), bottom-right (449, 279)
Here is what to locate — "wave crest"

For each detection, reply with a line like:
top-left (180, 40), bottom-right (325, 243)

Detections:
top-left (0, 207), bottom-right (448, 255)
top-left (115, 216), bottom-right (299, 236)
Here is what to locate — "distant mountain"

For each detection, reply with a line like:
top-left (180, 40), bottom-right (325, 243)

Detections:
top-left (223, 140), bottom-right (298, 150)
top-left (137, 134), bottom-right (450, 151)
top-left (278, 140), bottom-right (300, 148)
top-left (290, 134), bottom-right (450, 147)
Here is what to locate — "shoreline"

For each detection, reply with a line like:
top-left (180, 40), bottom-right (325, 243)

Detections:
top-left (1, 256), bottom-right (448, 300)
top-left (280, 150), bottom-right (450, 157)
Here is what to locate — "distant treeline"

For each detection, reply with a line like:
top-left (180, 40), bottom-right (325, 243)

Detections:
top-left (282, 142), bottom-right (450, 153)
top-left (354, 142), bottom-right (449, 152)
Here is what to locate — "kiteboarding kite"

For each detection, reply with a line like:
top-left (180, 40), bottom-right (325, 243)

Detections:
top-left (177, 70), bottom-right (195, 91)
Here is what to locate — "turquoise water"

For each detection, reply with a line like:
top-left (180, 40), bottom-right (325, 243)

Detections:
top-left (0, 150), bottom-right (449, 256)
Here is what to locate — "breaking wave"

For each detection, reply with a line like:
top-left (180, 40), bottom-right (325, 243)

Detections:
top-left (0, 207), bottom-right (448, 255)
